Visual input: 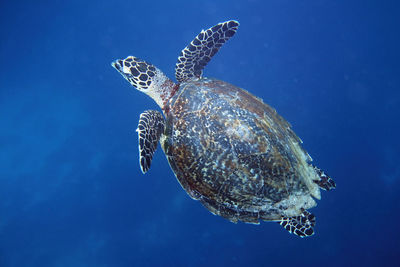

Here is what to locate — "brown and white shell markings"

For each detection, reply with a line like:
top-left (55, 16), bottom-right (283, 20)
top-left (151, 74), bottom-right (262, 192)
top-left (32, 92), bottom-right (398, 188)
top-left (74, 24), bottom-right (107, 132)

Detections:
top-left (112, 20), bottom-right (336, 238)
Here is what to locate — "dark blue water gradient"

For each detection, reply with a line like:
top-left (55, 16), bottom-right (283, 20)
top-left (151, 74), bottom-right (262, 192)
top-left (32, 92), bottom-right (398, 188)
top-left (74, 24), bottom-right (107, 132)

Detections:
top-left (0, 0), bottom-right (399, 266)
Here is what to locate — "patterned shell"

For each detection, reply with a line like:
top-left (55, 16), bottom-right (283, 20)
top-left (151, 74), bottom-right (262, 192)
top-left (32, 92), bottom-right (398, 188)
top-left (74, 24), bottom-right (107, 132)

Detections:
top-left (161, 78), bottom-right (320, 224)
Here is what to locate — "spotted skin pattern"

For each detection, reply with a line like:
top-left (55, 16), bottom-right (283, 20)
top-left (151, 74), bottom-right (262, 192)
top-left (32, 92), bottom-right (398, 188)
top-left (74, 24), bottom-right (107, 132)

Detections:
top-left (313, 166), bottom-right (336, 191)
top-left (175, 20), bottom-right (239, 83)
top-left (112, 56), bottom-right (177, 108)
top-left (112, 56), bottom-right (156, 90)
top-left (279, 210), bottom-right (316, 237)
top-left (137, 110), bottom-right (165, 173)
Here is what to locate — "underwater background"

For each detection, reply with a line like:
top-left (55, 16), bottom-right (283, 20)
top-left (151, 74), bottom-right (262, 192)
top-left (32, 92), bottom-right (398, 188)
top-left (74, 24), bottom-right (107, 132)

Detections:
top-left (1, 0), bottom-right (399, 266)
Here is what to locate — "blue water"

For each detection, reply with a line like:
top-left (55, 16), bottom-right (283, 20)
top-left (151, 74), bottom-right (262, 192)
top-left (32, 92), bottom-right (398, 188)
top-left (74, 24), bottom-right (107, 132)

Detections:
top-left (1, 0), bottom-right (399, 266)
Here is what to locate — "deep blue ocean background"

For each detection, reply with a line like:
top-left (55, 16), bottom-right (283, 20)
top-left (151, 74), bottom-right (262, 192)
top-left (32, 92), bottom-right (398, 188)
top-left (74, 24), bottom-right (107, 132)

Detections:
top-left (1, 0), bottom-right (399, 266)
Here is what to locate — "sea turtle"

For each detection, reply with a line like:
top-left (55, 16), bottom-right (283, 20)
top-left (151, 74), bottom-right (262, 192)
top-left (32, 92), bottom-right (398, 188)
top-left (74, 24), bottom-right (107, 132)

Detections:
top-left (112, 20), bottom-right (336, 237)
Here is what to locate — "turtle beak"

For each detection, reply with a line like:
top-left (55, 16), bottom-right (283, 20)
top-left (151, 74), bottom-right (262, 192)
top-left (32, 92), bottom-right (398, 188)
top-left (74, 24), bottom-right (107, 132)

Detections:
top-left (111, 59), bottom-right (123, 72)
top-left (112, 59), bottom-right (132, 82)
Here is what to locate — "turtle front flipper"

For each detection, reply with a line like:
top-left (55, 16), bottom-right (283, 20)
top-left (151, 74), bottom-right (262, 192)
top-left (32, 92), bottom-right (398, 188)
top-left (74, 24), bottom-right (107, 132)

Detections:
top-left (313, 166), bottom-right (336, 191)
top-left (136, 110), bottom-right (165, 173)
top-left (175, 20), bottom-right (239, 83)
top-left (278, 210), bottom-right (316, 238)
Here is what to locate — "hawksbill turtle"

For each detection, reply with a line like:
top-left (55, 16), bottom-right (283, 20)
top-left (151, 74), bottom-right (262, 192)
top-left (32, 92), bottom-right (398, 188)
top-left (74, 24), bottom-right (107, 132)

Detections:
top-left (112, 20), bottom-right (336, 237)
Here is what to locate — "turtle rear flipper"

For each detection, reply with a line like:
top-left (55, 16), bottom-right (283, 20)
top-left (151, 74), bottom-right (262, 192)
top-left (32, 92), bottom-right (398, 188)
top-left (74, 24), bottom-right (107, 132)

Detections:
top-left (278, 210), bottom-right (316, 238)
top-left (175, 20), bottom-right (239, 83)
top-left (313, 166), bottom-right (336, 191)
top-left (136, 110), bottom-right (165, 173)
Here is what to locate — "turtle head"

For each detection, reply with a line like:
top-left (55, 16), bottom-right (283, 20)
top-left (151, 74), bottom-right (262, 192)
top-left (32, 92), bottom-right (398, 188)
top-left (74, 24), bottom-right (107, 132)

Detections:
top-left (112, 56), bottom-right (177, 109)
